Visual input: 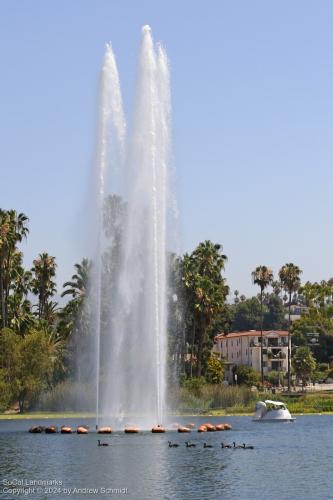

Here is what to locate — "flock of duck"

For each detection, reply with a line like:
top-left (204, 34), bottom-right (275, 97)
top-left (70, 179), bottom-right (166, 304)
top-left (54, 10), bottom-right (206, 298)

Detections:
top-left (168, 441), bottom-right (254, 449)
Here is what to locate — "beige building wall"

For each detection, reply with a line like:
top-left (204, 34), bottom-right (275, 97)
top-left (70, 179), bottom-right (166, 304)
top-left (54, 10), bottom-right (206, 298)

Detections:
top-left (213, 330), bottom-right (288, 383)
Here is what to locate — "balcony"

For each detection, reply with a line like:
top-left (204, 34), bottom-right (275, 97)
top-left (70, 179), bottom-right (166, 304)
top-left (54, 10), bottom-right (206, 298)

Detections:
top-left (267, 349), bottom-right (286, 360)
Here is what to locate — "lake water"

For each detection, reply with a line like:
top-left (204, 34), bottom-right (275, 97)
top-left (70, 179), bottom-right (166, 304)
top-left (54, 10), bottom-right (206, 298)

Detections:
top-left (0, 415), bottom-right (332, 499)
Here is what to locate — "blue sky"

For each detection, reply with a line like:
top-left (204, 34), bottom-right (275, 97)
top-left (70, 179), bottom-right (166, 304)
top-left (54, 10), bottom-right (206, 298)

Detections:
top-left (1, 1), bottom-right (333, 297)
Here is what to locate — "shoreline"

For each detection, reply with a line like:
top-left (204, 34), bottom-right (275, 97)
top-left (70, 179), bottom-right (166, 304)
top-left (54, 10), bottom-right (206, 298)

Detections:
top-left (1, 410), bottom-right (333, 420)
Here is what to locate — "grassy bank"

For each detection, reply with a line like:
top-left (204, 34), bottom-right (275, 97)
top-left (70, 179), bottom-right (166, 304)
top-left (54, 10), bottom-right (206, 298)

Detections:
top-left (2, 385), bottom-right (333, 420)
top-left (0, 412), bottom-right (95, 420)
top-left (169, 383), bottom-right (333, 416)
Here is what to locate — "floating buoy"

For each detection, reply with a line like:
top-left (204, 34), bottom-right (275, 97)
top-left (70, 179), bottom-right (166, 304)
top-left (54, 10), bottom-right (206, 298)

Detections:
top-left (124, 427), bottom-right (139, 434)
top-left (98, 427), bottom-right (112, 434)
top-left (28, 426), bottom-right (44, 433)
top-left (61, 426), bottom-right (72, 434)
top-left (198, 425), bottom-right (207, 432)
top-left (45, 426), bottom-right (58, 434)
top-left (215, 424), bottom-right (226, 431)
top-left (77, 426), bottom-right (89, 434)
top-left (152, 425), bottom-right (165, 433)
top-left (177, 426), bottom-right (191, 433)
top-left (204, 423), bottom-right (216, 432)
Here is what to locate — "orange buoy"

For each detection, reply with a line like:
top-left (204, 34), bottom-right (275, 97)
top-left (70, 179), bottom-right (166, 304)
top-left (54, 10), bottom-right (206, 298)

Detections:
top-left (61, 426), bottom-right (73, 434)
top-left (124, 427), bottom-right (139, 434)
top-left (77, 426), bottom-right (89, 434)
top-left (152, 425), bottom-right (165, 433)
top-left (205, 423), bottom-right (216, 432)
top-left (98, 426), bottom-right (112, 434)
top-left (45, 426), bottom-right (58, 434)
top-left (215, 424), bottom-right (226, 431)
top-left (198, 425), bottom-right (207, 432)
top-left (28, 426), bottom-right (44, 433)
top-left (177, 426), bottom-right (191, 433)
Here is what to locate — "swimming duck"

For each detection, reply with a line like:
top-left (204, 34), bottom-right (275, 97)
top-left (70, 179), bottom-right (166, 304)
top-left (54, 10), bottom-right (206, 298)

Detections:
top-left (221, 442), bottom-right (231, 448)
top-left (233, 441), bottom-right (243, 449)
top-left (185, 441), bottom-right (196, 448)
top-left (203, 442), bottom-right (213, 448)
top-left (98, 439), bottom-right (109, 447)
top-left (168, 441), bottom-right (179, 448)
top-left (242, 443), bottom-right (254, 449)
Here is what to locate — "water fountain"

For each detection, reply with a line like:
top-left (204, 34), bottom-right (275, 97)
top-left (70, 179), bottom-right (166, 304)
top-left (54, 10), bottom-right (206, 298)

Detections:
top-left (90, 26), bottom-right (171, 429)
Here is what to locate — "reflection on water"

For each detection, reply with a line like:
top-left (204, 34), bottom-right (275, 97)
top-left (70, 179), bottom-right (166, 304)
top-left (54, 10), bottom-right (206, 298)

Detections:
top-left (0, 416), bottom-right (332, 499)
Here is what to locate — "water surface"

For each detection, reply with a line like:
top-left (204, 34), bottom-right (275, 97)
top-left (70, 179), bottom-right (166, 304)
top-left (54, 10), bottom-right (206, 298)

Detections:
top-left (0, 416), bottom-right (332, 499)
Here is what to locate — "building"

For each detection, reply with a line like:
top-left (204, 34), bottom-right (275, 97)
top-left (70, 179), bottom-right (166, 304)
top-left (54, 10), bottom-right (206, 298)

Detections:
top-left (212, 330), bottom-right (289, 383)
top-left (284, 304), bottom-right (308, 322)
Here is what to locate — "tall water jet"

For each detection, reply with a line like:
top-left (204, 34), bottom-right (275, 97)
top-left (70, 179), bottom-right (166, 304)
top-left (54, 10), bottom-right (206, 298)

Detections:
top-left (91, 43), bottom-right (126, 428)
top-left (89, 26), bottom-right (172, 428)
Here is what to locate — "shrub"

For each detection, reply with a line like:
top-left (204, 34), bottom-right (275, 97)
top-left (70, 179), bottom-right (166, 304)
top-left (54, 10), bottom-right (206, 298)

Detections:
top-left (267, 371), bottom-right (281, 386)
top-left (233, 365), bottom-right (260, 387)
top-left (205, 356), bottom-right (224, 384)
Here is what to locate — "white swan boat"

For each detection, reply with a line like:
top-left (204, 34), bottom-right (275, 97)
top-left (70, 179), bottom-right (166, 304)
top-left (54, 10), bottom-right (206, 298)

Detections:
top-left (253, 400), bottom-right (295, 422)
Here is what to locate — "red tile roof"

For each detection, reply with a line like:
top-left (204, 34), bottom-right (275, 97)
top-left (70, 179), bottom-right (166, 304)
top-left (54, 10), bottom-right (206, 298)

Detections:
top-left (215, 330), bottom-right (288, 340)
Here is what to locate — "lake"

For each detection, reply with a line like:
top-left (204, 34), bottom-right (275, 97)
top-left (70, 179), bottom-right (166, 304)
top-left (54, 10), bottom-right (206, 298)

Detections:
top-left (0, 415), bottom-right (332, 499)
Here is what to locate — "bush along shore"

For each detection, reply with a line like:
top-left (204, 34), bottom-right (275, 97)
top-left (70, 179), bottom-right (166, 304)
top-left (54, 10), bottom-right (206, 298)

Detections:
top-left (2, 381), bottom-right (332, 419)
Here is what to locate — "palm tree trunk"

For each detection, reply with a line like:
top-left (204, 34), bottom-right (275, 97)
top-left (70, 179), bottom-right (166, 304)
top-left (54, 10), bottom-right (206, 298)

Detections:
top-left (260, 289), bottom-right (264, 384)
top-left (196, 323), bottom-right (204, 378)
top-left (190, 319), bottom-right (195, 378)
top-left (0, 266), bottom-right (5, 328)
top-left (288, 292), bottom-right (291, 391)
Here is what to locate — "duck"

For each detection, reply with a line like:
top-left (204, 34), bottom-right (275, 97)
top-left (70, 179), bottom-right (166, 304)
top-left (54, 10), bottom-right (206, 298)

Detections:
top-left (233, 441), bottom-right (243, 449)
top-left (185, 441), bottom-right (196, 448)
top-left (203, 442), bottom-right (213, 448)
top-left (168, 441), bottom-right (179, 448)
top-left (221, 442), bottom-right (231, 448)
top-left (98, 439), bottom-right (109, 447)
top-left (242, 443), bottom-right (254, 449)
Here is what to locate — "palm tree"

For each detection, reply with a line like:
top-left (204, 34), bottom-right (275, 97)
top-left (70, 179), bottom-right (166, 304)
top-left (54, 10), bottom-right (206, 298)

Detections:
top-left (279, 263), bottom-right (302, 391)
top-left (0, 210), bottom-right (29, 327)
top-left (31, 253), bottom-right (57, 319)
top-left (183, 241), bottom-right (228, 377)
top-left (60, 259), bottom-right (90, 334)
top-left (251, 266), bottom-right (274, 383)
top-left (61, 258), bottom-right (90, 304)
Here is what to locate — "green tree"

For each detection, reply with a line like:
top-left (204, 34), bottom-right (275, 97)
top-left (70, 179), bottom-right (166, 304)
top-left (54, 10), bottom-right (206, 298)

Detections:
top-left (292, 346), bottom-right (316, 388)
top-left (279, 263), bottom-right (302, 390)
top-left (31, 253), bottom-right (57, 319)
top-left (15, 329), bottom-right (53, 412)
top-left (0, 210), bottom-right (29, 327)
top-left (182, 241), bottom-right (228, 377)
top-left (233, 365), bottom-right (260, 386)
top-left (0, 327), bottom-right (53, 412)
top-left (232, 297), bottom-right (262, 331)
top-left (263, 294), bottom-right (288, 330)
top-left (206, 355), bottom-right (224, 384)
top-left (252, 266), bottom-right (274, 383)
top-left (292, 280), bottom-right (333, 362)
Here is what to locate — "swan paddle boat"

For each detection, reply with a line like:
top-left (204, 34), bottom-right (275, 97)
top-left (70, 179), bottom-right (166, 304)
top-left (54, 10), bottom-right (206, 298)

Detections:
top-left (253, 400), bottom-right (295, 422)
